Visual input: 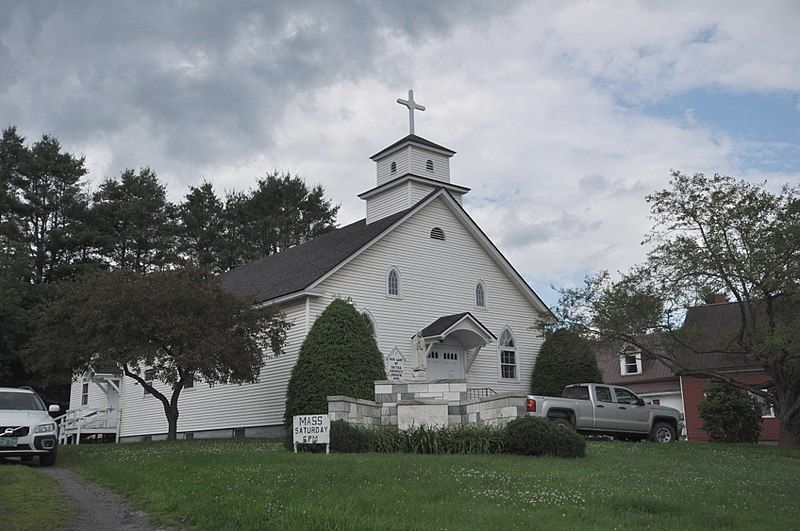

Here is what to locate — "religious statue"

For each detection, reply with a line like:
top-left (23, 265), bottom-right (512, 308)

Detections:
top-left (412, 331), bottom-right (427, 371)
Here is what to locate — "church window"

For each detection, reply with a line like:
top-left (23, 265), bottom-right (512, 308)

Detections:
top-left (426, 159), bottom-right (434, 172)
top-left (81, 381), bottom-right (89, 406)
top-left (391, 161), bottom-right (397, 174)
top-left (475, 282), bottom-right (486, 308)
top-left (361, 310), bottom-right (378, 340)
top-left (430, 227), bottom-right (445, 240)
top-left (142, 367), bottom-right (155, 397)
top-left (387, 268), bottom-right (400, 297)
top-left (499, 328), bottom-right (517, 379)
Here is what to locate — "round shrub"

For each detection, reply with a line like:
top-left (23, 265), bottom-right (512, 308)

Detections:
top-left (699, 382), bottom-right (763, 443)
top-left (330, 420), bottom-right (369, 453)
top-left (531, 329), bottom-right (602, 397)
top-left (284, 298), bottom-right (386, 427)
top-left (505, 416), bottom-right (586, 458)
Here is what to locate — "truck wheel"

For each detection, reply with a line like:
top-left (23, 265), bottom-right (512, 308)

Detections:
top-left (39, 450), bottom-right (57, 467)
top-left (650, 422), bottom-right (676, 443)
top-left (550, 417), bottom-right (574, 431)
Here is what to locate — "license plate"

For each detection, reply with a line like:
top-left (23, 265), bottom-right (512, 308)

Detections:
top-left (0, 437), bottom-right (17, 447)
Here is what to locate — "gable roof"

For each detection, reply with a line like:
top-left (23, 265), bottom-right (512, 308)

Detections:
top-left (308, 188), bottom-right (554, 318)
top-left (220, 187), bottom-right (553, 318)
top-left (370, 134), bottom-right (456, 160)
top-left (420, 312), bottom-right (496, 340)
top-left (218, 207), bottom-right (413, 304)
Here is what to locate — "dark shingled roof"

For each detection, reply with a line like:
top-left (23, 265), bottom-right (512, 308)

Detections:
top-left (675, 302), bottom-right (760, 370)
top-left (219, 207), bottom-right (412, 303)
top-left (370, 134), bottom-right (455, 160)
top-left (420, 313), bottom-right (471, 337)
top-left (419, 312), bottom-right (495, 339)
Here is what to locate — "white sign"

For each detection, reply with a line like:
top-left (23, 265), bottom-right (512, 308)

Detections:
top-left (387, 347), bottom-right (405, 381)
top-left (292, 414), bottom-right (330, 450)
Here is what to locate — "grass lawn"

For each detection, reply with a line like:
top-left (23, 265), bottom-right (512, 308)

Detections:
top-left (0, 461), bottom-right (74, 530)
top-left (60, 439), bottom-right (800, 529)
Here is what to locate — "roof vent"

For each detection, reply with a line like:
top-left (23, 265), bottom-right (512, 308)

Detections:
top-left (430, 227), bottom-right (445, 240)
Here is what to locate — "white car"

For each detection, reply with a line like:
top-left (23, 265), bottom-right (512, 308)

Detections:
top-left (0, 387), bottom-right (60, 466)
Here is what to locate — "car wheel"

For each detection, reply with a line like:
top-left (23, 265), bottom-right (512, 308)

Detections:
top-left (550, 416), bottom-right (574, 431)
top-left (650, 422), bottom-right (676, 443)
top-left (39, 450), bottom-right (57, 467)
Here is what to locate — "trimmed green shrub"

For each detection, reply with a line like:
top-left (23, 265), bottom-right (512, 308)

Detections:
top-left (531, 329), bottom-right (602, 396)
top-left (284, 299), bottom-right (386, 425)
top-left (699, 382), bottom-right (763, 443)
top-left (505, 416), bottom-right (586, 458)
top-left (330, 420), bottom-right (369, 453)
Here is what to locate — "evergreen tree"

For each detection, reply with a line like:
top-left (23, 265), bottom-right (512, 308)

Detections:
top-left (284, 299), bottom-right (386, 425)
top-left (177, 182), bottom-right (224, 272)
top-left (531, 329), bottom-right (603, 396)
top-left (238, 172), bottom-right (338, 265)
top-left (93, 167), bottom-right (177, 272)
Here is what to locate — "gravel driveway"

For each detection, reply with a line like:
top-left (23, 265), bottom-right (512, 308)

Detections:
top-left (39, 466), bottom-right (157, 530)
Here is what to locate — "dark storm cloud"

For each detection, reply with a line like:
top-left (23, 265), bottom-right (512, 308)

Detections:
top-left (0, 1), bottom-right (511, 172)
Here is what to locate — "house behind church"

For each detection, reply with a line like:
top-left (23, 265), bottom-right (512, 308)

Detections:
top-left (67, 131), bottom-right (553, 442)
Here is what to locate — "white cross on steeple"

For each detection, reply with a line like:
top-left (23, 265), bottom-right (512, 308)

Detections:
top-left (397, 89), bottom-right (425, 135)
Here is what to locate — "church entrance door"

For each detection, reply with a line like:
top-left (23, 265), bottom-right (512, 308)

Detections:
top-left (427, 345), bottom-right (464, 380)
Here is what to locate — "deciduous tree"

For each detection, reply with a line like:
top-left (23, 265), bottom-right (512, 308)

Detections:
top-left (548, 172), bottom-right (800, 445)
top-left (26, 267), bottom-right (291, 440)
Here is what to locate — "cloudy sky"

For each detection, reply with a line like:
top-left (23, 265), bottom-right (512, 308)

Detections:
top-left (2, 1), bottom-right (799, 305)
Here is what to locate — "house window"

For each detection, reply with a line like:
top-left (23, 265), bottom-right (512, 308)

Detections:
top-left (387, 268), bottom-right (400, 297)
top-left (390, 161), bottom-right (397, 174)
top-left (651, 399), bottom-right (661, 405)
top-left (81, 382), bottom-right (89, 406)
top-left (426, 159), bottom-right (434, 172)
top-left (233, 427), bottom-right (246, 438)
top-left (184, 375), bottom-right (194, 389)
top-left (430, 227), bottom-right (445, 240)
top-left (753, 390), bottom-right (775, 418)
top-left (499, 328), bottom-right (517, 379)
top-left (619, 347), bottom-right (642, 375)
top-left (143, 368), bottom-right (155, 396)
top-left (475, 282), bottom-right (486, 308)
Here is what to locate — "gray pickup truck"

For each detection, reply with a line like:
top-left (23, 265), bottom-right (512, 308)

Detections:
top-left (526, 383), bottom-right (682, 442)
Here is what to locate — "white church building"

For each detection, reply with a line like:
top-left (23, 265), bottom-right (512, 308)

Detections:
top-left (67, 92), bottom-right (553, 442)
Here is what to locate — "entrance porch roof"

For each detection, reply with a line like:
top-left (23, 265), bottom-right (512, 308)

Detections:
top-left (419, 312), bottom-right (496, 348)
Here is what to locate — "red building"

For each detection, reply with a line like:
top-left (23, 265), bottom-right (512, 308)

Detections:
top-left (596, 300), bottom-right (781, 442)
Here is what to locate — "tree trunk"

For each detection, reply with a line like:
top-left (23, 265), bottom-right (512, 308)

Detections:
top-left (165, 405), bottom-right (179, 441)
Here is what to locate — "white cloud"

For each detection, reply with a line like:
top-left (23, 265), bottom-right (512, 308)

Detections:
top-left (2, 1), bottom-right (798, 305)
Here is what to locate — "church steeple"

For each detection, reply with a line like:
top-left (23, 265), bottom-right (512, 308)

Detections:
top-left (360, 90), bottom-right (469, 224)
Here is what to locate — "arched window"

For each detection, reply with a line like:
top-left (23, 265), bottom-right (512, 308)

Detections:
top-left (361, 310), bottom-right (378, 340)
top-left (426, 159), bottom-right (434, 172)
top-left (387, 268), bottom-right (400, 297)
top-left (475, 282), bottom-right (486, 308)
top-left (499, 328), bottom-right (517, 379)
top-left (430, 227), bottom-right (445, 240)
top-left (390, 161), bottom-right (397, 174)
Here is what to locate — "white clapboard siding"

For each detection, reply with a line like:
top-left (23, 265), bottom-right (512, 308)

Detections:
top-left (68, 375), bottom-right (113, 412)
top-left (408, 149), bottom-right (450, 183)
top-left (312, 196), bottom-right (543, 392)
top-left (366, 184), bottom-right (410, 224)
top-left (105, 300), bottom-right (306, 437)
top-left (376, 146), bottom-right (411, 186)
